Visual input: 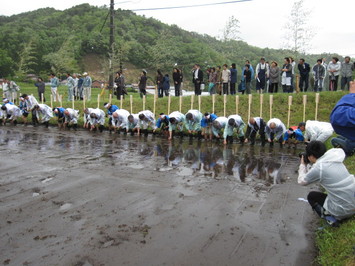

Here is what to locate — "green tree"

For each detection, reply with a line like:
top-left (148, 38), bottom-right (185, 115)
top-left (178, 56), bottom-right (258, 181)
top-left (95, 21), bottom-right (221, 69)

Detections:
top-left (0, 49), bottom-right (14, 77)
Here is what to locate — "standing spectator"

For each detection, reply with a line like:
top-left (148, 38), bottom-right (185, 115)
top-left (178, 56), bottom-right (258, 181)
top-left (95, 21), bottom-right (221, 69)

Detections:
top-left (156, 69), bottom-right (164, 98)
top-left (208, 67), bottom-right (217, 95)
top-left (221, 64), bottom-right (231, 95)
top-left (192, 64), bottom-right (203, 96)
top-left (255, 57), bottom-right (269, 93)
top-left (35, 77), bottom-right (46, 102)
top-left (77, 74), bottom-right (84, 100)
top-left (327, 57), bottom-right (341, 91)
top-left (114, 72), bottom-right (122, 100)
top-left (243, 64), bottom-right (252, 95)
top-left (163, 74), bottom-right (170, 97)
top-left (216, 66), bottom-right (222, 95)
top-left (313, 59), bottom-right (326, 92)
top-left (290, 57), bottom-right (296, 91)
top-left (340, 56), bottom-right (354, 91)
top-left (322, 58), bottom-right (328, 89)
top-left (8, 79), bottom-right (20, 103)
top-left (269, 61), bottom-right (280, 93)
top-left (138, 70), bottom-right (147, 98)
top-left (173, 68), bottom-right (182, 96)
top-left (50, 73), bottom-right (59, 101)
top-left (281, 57), bottom-right (292, 93)
top-left (82, 72), bottom-right (92, 100)
top-left (230, 63), bottom-right (237, 95)
top-left (72, 74), bottom-right (79, 100)
top-left (298, 58), bottom-right (311, 92)
top-left (66, 73), bottom-right (75, 101)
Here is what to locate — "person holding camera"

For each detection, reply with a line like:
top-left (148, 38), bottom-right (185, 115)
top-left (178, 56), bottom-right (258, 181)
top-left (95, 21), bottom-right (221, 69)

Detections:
top-left (298, 141), bottom-right (355, 226)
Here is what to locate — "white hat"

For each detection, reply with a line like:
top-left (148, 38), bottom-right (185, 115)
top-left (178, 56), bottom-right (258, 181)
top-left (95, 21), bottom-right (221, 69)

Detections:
top-left (83, 72), bottom-right (88, 76)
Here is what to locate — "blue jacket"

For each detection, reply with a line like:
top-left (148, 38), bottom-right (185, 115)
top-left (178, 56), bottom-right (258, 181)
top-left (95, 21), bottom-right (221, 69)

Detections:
top-left (107, 105), bottom-right (119, 116)
top-left (54, 107), bottom-right (65, 118)
top-left (163, 76), bottom-right (170, 90)
top-left (201, 113), bottom-right (218, 128)
top-left (284, 128), bottom-right (304, 141)
top-left (230, 68), bottom-right (237, 83)
top-left (156, 115), bottom-right (170, 128)
top-left (330, 93), bottom-right (355, 141)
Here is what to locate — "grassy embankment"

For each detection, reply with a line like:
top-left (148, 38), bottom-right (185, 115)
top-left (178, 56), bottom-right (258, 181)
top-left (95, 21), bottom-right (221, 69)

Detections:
top-left (7, 83), bottom-right (355, 265)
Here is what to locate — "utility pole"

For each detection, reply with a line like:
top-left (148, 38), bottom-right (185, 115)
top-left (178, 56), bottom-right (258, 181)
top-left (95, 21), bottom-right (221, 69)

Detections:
top-left (108, 0), bottom-right (115, 92)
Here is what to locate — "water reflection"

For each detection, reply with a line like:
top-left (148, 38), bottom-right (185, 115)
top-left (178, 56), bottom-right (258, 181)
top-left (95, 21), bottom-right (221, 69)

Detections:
top-left (0, 128), bottom-right (299, 186)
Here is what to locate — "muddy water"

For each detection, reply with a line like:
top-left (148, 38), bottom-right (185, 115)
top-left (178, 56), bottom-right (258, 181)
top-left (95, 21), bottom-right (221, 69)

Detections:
top-left (0, 127), bottom-right (316, 266)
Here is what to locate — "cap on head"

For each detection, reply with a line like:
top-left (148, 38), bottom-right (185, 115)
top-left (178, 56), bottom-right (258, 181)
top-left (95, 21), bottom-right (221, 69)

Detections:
top-left (83, 72), bottom-right (88, 76)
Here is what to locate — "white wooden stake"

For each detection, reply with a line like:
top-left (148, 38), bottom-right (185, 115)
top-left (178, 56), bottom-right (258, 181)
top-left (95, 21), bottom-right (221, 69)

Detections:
top-left (315, 93), bottom-right (319, 120)
top-left (223, 94), bottom-right (227, 117)
top-left (248, 94), bottom-right (252, 121)
top-left (269, 95), bottom-right (273, 120)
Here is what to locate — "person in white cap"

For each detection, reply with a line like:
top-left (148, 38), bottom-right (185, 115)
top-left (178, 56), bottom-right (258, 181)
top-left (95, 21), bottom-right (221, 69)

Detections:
top-left (168, 111), bottom-right (186, 140)
top-left (33, 104), bottom-right (53, 127)
top-left (111, 108), bottom-right (130, 133)
top-left (83, 107), bottom-right (95, 129)
top-left (82, 72), bottom-right (92, 100)
top-left (1, 103), bottom-right (21, 125)
top-left (265, 118), bottom-right (287, 146)
top-left (63, 108), bottom-right (79, 130)
top-left (137, 110), bottom-right (156, 136)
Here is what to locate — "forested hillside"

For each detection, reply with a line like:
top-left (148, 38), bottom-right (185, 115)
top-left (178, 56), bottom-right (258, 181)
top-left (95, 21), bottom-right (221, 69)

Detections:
top-left (0, 3), bottom-right (341, 81)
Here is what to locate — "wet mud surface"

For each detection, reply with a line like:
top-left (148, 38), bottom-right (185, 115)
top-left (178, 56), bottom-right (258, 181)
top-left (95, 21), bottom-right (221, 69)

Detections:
top-left (0, 126), bottom-right (318, 266)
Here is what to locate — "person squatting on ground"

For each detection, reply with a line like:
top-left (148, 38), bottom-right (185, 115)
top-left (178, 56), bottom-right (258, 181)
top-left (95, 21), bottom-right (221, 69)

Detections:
top-left (201, 112), bottom-right (218, 141)
top-left (33, 104), bottom-right (53, 128)
top-left (1, 103), bottom-right (21, 125)
top-left (283, 122), bottom-right (305, 148)
top-left (111, 109), bottom-right (130, 133)
top-left (330, 80), bottom-right (355, 156)
top-left (53, 107), bottom-right (65, 128)
top-left (83, 108), bottom-right (94, 129)
top-left (211, 116), bottom-right (228, 139)
top-left (137, 110), bottom-right (156, 136)
top-left (185, 109), bottom-right (203, 139)
top-left (154, 113), bottom-right (170, 138)
top-left (303, 120), bottom-right (333, 143)
top-left (168, 111), bottom-right (185, 140)
top-left (18, 96), bottom-right (29, 125)
top-left (223, 114), bottom-right (245, 145)
top-left (265, 118), bottom-right (286, 146)
top-left (63, 108), bottom-right (79, 130)
top-left (298, 141), bottom-right (355, 226)
top-left (244, 116), bottom-right (266, 146)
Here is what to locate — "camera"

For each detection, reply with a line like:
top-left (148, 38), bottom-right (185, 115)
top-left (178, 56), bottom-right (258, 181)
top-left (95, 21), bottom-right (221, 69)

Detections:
top-left (299, 152), bottom-right (310, 164)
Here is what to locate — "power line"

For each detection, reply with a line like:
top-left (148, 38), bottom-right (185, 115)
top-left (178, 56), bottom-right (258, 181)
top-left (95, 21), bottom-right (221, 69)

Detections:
top-left (128, 0), bottom-right (252, 12)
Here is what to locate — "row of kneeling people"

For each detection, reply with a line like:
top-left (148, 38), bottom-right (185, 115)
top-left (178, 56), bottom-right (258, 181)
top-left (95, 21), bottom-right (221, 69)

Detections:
top-left (0, 94), bottom-right (335, 146)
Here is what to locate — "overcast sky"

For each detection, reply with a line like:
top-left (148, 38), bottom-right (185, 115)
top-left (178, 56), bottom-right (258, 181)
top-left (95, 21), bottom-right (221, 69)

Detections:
top-left (2, 0), bottom-right (354, 57)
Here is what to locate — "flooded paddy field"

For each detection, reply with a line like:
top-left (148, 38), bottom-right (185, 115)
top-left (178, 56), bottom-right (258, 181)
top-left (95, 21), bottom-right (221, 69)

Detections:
top-left (0, 127), bottom-right (317, 266)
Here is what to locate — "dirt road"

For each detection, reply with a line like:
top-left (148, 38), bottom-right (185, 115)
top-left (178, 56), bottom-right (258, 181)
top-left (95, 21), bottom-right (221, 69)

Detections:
top-left (0, 127), bottom-right (317, 266)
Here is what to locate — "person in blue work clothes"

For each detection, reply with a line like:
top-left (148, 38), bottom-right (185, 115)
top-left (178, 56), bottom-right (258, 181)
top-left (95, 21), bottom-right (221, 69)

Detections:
top-left (201, 112), bottom-right (218, 141)
top-left (104, 102), bottom-right (119, 132)
top-left (53, 107), bottom-right (66, 128)
top-left (283, 122), bottom-right (305, 148)
top-left (19, 96), bottom-right (29, 125)
top-left (154, 113), bottom-right (170, 138)
top-left (330, 80), bottom-right (355, 156)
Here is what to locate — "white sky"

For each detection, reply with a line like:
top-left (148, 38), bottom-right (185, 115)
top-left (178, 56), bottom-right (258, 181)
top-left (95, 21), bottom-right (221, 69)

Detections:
top-left (2, 0), bottom-right (355, 57)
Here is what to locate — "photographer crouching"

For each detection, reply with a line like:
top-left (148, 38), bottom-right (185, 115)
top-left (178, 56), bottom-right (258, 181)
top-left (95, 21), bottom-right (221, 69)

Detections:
top-left (298, 141), bottom-right (355, 226)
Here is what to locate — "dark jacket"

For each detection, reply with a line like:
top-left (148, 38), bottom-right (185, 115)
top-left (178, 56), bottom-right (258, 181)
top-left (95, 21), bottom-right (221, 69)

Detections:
top-left (244, 69), bottom-right (251, 82)
top-left (230, 68), bottom-right (237, 83)
top-left (298, 62), bottom-right (310, 76)
top-left (173, 72), bottom-right (182, 84)
top-left (282, 64), bottom-right (292, 78)
top-left (192, 69), bottom-right (203, 83)
top-left (139, 75), bottom-right (147, 90)
top-left (163, 76), bottom-right (170, 90)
